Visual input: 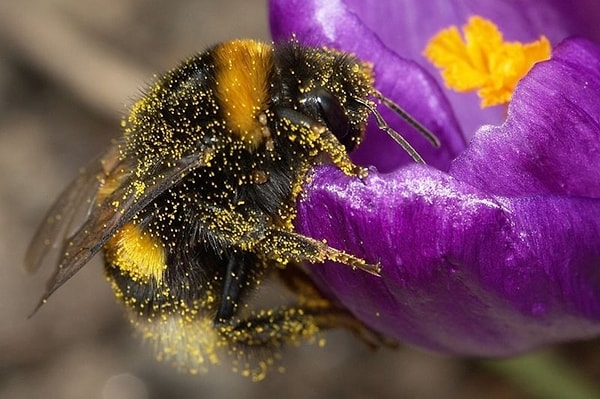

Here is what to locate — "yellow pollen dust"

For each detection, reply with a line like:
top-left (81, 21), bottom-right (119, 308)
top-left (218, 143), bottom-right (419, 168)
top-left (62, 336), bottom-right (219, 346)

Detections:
top-left (106, 222), bottom-right (166, 283)
top-left (423, 16), bottom-right (551, 107)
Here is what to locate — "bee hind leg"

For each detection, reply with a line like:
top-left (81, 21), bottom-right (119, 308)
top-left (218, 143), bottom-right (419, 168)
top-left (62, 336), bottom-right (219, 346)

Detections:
top-left (217, 262), bottom-right (395, 350)
top-left (218, 303), bottom-right (395, 351)
top-left (275, 262), bottom-right (397, 350)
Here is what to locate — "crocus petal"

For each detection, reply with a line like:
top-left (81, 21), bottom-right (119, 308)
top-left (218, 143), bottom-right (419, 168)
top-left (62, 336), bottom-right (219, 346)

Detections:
top-left (297, 165), bottom-right (600, 355)
top-left (295, 38), bottom-right (600, 355)
top-left (270, 0), bottom-right (600, 137)
top-left (451, 38), bottom-right (600, 198)
top-left (270, 0), bottom-right (465, 172)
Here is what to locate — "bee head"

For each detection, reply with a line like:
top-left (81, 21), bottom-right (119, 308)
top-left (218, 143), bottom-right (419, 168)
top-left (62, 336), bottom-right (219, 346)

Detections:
top-left (272, 43), bottom-right (375, 153)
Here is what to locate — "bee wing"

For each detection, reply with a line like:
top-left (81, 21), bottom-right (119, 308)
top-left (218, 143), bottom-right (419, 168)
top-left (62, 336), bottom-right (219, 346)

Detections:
top-left (24, 146), bottom-right (120, 274)
top-left (28, 145), bottom-right (208, 312)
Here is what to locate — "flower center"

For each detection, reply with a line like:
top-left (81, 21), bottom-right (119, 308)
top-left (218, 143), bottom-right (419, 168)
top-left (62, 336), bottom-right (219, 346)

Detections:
top-left (423, 16), bottom-right (551, 108)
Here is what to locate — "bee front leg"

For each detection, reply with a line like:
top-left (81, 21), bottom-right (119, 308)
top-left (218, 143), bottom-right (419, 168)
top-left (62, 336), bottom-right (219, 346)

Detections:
top-left (258, 227), bottom-right (381, 276)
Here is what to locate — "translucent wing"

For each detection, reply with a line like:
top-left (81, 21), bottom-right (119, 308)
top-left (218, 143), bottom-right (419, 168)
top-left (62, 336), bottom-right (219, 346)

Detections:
top-left (25, 146), bottom-right (120, 274)
top-left (26, 144), bottom-right (209, 312)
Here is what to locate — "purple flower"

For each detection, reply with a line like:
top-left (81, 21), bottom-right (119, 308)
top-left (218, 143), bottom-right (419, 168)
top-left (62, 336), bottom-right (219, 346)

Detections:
top-left (270, 0), bottom-right (600, 355)
top-left (270, 0), bottom-right (600, 138)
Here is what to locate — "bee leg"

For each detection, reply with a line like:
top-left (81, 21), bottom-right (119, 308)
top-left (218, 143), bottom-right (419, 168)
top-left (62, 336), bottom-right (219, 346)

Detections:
top-left (274, 263), bottom-right (397, 349)
top-left (214, 251), bottom-right (255, 324)
top-left (275, 107), bottom-right (367, 178)
top-left (259, 228), bottom-right (382, 276)
top-left (196, 205), bottom-right (379, 275)
top-left (306, 307), bottom-right (398, 350)
top-left (314, 127), bottom-right (369, 178)
top-left (217, 260), bottom-right (394, 350)
top-left (221, 304), bottom-right (395, 350)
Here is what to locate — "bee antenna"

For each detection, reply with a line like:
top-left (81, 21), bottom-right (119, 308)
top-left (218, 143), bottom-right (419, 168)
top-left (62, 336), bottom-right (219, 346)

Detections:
top-left (356, 91), bottom-right (441, 163)
top-left (354, 97), bottom-right (424, 164)
top-left (373, 91), bottom-right (441, 149)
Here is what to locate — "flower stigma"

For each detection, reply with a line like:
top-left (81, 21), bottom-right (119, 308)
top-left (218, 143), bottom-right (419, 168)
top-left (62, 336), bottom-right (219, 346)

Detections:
top-left (423, 16), bottom-right (551, 107)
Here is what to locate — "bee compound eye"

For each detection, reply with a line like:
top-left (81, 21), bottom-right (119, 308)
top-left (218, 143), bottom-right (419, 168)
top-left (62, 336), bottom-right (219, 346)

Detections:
top-left (301, 88), bottom-right (359, 152)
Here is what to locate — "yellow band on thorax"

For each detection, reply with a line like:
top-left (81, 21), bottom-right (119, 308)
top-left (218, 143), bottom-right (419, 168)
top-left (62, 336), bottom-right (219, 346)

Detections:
top-left (213, 40), bottom-right (273, 149)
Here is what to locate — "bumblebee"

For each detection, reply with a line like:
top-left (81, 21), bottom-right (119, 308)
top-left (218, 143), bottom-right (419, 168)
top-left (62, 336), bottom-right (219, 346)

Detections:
top-left (26, 39), bottom-right (438, 380)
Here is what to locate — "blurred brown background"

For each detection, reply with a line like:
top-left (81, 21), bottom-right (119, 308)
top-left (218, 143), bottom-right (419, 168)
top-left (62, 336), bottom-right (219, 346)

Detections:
top-left (1, 1), bottom-right (599, 398)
